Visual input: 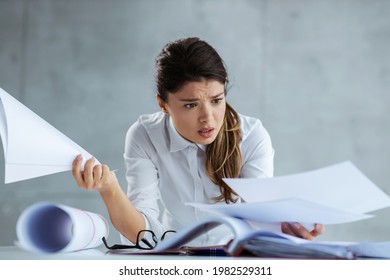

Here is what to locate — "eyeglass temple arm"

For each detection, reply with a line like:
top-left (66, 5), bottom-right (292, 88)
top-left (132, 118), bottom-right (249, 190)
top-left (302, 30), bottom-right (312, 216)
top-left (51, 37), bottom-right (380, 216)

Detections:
top-left (139, 238), bottom-right (154, 249)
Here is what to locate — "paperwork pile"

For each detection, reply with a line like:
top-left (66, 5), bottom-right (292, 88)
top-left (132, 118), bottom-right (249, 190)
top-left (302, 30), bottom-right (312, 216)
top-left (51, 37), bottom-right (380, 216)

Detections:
top-left (188, 161), bottom-right (390, 225)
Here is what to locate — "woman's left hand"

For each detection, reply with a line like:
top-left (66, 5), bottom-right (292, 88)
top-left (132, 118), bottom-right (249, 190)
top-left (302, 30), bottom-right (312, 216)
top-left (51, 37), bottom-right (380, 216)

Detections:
top-left (281, 222), bottom-right (325, 240)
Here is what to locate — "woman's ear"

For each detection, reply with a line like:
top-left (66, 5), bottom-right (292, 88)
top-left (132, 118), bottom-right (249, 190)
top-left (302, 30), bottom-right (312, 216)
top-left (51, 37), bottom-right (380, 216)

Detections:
top-left (156, 95), bottom-right (169, 114)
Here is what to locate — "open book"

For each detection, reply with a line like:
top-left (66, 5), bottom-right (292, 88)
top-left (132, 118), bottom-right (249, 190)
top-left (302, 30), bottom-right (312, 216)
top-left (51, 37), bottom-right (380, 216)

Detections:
top-left (153, 215), bottom-right (390, 259)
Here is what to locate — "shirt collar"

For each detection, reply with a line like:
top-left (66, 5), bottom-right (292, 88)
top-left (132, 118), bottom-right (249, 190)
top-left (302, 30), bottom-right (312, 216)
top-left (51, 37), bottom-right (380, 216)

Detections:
top-left (168, 117), bottom-right (208, 152)
top-left (196, 143), bottom-right (207, 151)
top-left (168, 117), bottom-right (192, 152)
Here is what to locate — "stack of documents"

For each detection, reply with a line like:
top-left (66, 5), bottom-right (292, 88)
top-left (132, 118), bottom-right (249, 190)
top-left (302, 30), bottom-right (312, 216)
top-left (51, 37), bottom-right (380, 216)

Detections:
top-left (154, 215), bottom-right (390, 259)
top-left (188, 161), bottom-right (390, 226)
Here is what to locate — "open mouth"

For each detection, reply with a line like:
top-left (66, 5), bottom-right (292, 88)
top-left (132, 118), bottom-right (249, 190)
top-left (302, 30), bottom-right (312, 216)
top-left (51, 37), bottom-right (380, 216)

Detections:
top-left (198, 128), bottom-right (214, 138)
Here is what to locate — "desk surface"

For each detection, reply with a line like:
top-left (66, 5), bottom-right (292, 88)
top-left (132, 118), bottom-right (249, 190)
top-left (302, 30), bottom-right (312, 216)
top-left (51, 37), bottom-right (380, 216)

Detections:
top-left (0, 245), bottom-right (111, 260)
top-left (0, 246), bottom-right (221, 260)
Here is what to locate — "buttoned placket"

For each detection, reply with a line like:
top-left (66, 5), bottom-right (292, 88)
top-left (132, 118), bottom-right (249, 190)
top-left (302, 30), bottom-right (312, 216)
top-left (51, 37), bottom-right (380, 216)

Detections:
top-left (187, 144), bottom-right (203, 218)
top-left (187, 144), bottom-right (214, 244)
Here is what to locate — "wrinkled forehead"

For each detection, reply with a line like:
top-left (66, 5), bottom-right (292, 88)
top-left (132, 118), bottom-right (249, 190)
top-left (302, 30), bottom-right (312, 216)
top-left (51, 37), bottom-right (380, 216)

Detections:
top-left (168, 80), bottom-right (225, 100)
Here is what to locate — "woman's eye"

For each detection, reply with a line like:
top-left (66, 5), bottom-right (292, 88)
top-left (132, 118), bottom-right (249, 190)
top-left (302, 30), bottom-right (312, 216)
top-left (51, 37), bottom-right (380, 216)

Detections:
top-left (184, 103), bottom-right (197, 109)
top-left (212, 98), bottom-right (223, 104)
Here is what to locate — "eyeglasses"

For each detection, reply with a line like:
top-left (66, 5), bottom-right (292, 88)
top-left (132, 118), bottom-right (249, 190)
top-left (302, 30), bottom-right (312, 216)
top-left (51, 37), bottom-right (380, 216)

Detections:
top-left (102, 229), bottom-right (176, 250)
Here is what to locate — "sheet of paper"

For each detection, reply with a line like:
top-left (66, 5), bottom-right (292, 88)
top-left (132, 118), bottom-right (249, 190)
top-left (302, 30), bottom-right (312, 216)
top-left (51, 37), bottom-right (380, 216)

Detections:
top-left (349, 241), bottom-right (390, 259)
top-left (0, 87), bottom-right (99, 183)
top-left (224, 161), bottom-right (390, 214)
top-left (16, 202), bottom-right (109, 253)
top-left (187, 198), bottom-right (372, 226)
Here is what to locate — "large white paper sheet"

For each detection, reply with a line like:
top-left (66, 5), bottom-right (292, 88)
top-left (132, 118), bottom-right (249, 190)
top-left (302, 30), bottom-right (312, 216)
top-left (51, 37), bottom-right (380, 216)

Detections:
top-left (224, 161), bottom-right (390, 214)
top-left (187, 198), bottom-right (372, 225)
top-left (16, 202), bottom-right (109, 253)
top-left (0, 87), bottom-right (99, 183)
top-left (187, 162), bottom-right (390, 226)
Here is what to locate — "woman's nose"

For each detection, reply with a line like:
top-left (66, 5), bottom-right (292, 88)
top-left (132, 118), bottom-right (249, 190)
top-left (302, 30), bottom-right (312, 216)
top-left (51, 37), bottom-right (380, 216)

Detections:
top-left (198, 105), bottom-right (212, 123)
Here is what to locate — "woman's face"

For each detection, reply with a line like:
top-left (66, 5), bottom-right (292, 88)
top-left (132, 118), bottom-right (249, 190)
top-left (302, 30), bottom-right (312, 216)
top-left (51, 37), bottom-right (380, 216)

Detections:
top-left (157, 80), bottom-right (226, 145)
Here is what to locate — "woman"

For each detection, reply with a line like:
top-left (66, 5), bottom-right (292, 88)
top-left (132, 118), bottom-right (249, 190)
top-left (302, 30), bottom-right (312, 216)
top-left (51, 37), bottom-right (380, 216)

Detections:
top-left (72, 37), bottom-right (324, 246)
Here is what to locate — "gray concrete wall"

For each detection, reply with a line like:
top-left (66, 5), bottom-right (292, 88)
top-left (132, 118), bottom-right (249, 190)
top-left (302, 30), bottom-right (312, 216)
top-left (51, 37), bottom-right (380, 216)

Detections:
top-left (0, 0), bottom-right (389, 246)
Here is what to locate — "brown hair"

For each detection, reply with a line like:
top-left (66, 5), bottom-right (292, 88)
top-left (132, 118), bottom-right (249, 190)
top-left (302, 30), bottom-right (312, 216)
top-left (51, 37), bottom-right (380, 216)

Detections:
top-left (155, 37), bottom-right (242, 203)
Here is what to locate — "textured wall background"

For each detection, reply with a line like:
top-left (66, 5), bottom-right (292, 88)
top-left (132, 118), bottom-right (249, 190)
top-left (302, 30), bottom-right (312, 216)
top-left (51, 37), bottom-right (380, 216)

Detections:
top-left (0, 0), bottom-right (389, 246)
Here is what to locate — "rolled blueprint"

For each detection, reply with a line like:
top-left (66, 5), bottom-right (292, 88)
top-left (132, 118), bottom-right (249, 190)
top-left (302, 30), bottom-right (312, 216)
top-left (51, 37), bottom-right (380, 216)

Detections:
top-left (16, 202), bottom-right (109, 253)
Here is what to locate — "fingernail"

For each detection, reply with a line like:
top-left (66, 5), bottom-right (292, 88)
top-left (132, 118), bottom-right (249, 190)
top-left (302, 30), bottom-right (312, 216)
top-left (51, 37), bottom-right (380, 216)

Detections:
top-left (292, 222), bottom-right (301, 230)
top-left (315, 224), bottom-right (323, 232)
top-left (76, 154), bottom-right (82, 160)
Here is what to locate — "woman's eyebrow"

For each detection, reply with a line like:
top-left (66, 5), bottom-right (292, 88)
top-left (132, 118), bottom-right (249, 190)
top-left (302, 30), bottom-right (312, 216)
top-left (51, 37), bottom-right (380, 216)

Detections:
top-left (211, 92), bottom-right (225, 99)
top-left (178, 92), bottom-right (225, 102)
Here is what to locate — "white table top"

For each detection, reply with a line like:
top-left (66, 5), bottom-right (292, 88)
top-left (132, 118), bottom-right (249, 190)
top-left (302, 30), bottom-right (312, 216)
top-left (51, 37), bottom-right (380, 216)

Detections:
top-left (0, 246), bottom-right (220, 260)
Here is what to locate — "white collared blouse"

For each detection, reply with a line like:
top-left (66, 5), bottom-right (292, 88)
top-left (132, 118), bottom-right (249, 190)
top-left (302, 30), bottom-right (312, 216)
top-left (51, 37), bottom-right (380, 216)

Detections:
top-left (121, 111), bottom-right (274, 245)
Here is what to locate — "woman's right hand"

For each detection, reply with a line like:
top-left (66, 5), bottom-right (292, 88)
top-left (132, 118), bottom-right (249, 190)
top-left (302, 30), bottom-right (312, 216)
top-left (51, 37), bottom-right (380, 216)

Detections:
top-left (281, 222), bottom-right (325, 240)
top-left (72, 154), bottom-right (120, 194)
